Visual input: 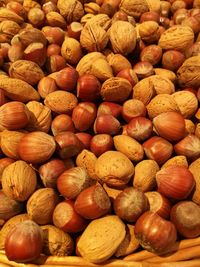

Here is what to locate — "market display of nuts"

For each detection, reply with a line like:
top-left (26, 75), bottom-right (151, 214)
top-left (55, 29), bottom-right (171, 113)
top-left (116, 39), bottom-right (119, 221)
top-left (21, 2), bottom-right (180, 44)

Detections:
top-left (1, 0), bottom-right (200, 265)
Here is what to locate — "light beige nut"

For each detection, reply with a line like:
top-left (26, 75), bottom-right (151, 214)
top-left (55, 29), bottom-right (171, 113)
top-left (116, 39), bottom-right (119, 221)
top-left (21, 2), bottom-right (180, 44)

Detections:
top-left (158, 25), bottom-right (194, 52)
top-left (101, 77), bottom-right (132, 103)
top-left (0, 8), bottom-right (24, 24)
top-left (44, 90), bottom-right (78, 114)
top-left (0, 77), bottom-right (40, 102)
top-left (95, 150), bottom-right (134, 187)
top-left (189, 158), bottom-right (200, 205)
top-left (154, 68), bottom-right (177, 83)
top-left (84, 2), bottom-right (100, 14)
top-left (76, 149), bottom-right (98, 180)
top-left (26, 101), bottom-right (52, 133)
top-left (113, 135), bottom-right (144, 162)
top-left (46, 11), bottom-right (67, 29)
top-left (150, 75), bottom-right (175, 95)
top-left (177, 55), bottom-right (200, 88)
top-left (57, 0), bottom-right (84, 23)
top-left (162, 156), bottom-right (188, 169)
top-left (86, 14), bottom-right (111, 30)
top-left (171, 91), bottom-right (198, 119)
top-left (185, 119), bottom-right (196, 135)
top-left (80, 22), bottom-right (109, 52)
top-left (147, 94), bottom-right (180, 119)
top-left (107, 54), bottom-right (132, 75)
top-left (61, 37), bottom-right (83, 65)
top-left (90, 58), bottom-right (113, 81)
top-left (133, 160), bottom-right (160, 192)
top-left (23, 0), bottom-right (41, 12)
top-left (119, 0), bottom-right (160, 19)
top-left (0, 20), bottom-right (20, 43)
top-left (77, 215), bottom-right (126, 263)
top-left (9, 60), bottom-right (44, 86)
top-left (133, 77), bottom-right (155, 105)
top-left (139, 21), bottom-right (160, 43)
top-left (109, 21), bottom-right (137, 55)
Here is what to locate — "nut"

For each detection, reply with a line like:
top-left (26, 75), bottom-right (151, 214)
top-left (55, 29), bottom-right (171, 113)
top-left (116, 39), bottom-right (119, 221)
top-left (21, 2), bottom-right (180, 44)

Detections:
top-left (2, 160), bottom-right (37, 202)
top-left (9, 60), bottom-right (44, 86)
top-left (133, 77), bottom-right (155, 105)
top-left (107, 54), bottom-right (132, 75)
top-left (162, 156), bottom-right (188, 169)
top-left (80, 22), bottom-right (109, 52)
top-left (189, 158), bottom-right (200, 205)
top-left (44, 90), bottom-right (78, 114)
top-left (147, 94), bottom-right (180, 119)
top-left (61, 37), bottom-right (83, 65)
top-left (177, 55), bottom-right (200, 88)
top-left (0, 7), bottom-right (24, 24)
top-left (150, 75), bottom-right (175, 95)
top-left (46, 11), bottom-right (67, 28)
top-left (57, 0), bottom-right (84, 23)
top-left (86, 14), bottom-right (111, 30)
top-left (77, 215), bottom-right (126, 263)
top-left (26, 101), bottom-right (52, 133)
top-left (158, 25), bottom-right (194, 52)
top-left (101, 77), bottom-right (132, 103)
top-left (139, 21), bottom-right (160, 43)
top-left (109, 21), bottom-right (137, 55)
top-left (0, 20), bottom-right (21, 42)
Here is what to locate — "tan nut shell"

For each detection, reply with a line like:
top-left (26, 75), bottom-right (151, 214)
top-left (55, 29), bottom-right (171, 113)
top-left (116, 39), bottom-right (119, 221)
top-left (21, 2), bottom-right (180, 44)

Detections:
top-left (133, 77), bottom-right (155, 105)
top-left (86, 14), bottom-right (111, 30)
top-left (61, 37), bottom-right (83, 65)
top-left (154, 68), bottom-right (177, 83)
top-left (76, 149), bottom-right (98, 180)
top-left (26, 101), bottom-right (52, 133)
top-left (2, 160), bottom-right (37, 202)
top-left (95, 151), bottom-right (134, 187)
top-left (0, 77), bottom-right (40, 102)
top-left (44, 90), bottom-right (78, 114)
top-left (177, 55), bottom-right (200, 88)
top-left (189, 158), bottom-right (200, 205)
top-left (109, 21), bottom-right (137, 55)
top-left (77, 215), bottom-right (126, 263)
top-left (150, 75), bottom-right (175, 95)
top-left (147, 94), bottom-right (180, 119)
top-left (158, 25), bottom-right (194, 52)
top-left (171, 91), bottom-right (198, 119)
top-left (9, 60), bottom-right (44, 86)
top-left (113, 135), bottom-right (144, 162)
top-left (27, 188), bottom-right (59, 225)
top-left (0, 8), bottom-right (24, 24)
top-left (133, 160), bottom-right (159, 192)
top-left (101, 77), bottom-right (132, 103)
top-left (57, 0), bottom-right (84, 23)
top-left (162, 156), bottom-right (188, 169)
top-left (46, 11), bottom-right (67, 29)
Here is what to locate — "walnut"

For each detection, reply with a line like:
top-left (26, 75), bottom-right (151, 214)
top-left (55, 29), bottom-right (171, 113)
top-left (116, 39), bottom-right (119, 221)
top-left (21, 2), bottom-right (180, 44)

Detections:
top-left (87, 14), bottom-right (111, 30)
top-left (109, 21), bottom-right (137, 55)
top-left (139, 21), bottom-right (160, 43)
top-left (177, 55), bottom-right (200, 88)
top-left (80, 22), bottom-right (109, 52)
top-left (158, 25), bottom-right (194, 52)
top-left (0, 20), bottom-right (20, 43)
top-left (119, 0), bottom-right (160, 20)
top-left (46, 11), bottom-right (67, 29)
top-left (57, 0), bottom-right (84, 23)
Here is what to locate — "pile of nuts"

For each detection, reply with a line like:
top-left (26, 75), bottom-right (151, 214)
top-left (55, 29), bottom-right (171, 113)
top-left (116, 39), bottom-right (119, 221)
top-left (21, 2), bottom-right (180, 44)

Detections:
top-left (0, 0), bottom-right (200, 264)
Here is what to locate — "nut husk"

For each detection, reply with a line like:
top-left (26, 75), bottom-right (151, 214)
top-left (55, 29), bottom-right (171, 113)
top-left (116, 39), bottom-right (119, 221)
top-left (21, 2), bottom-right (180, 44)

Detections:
top-left (27, 188), bottom-right (59, 225)
top-left (41, 225), bottom-right (74, 256)
top-left (77, 215), bottom-right (126, 263)
top-left (2, 160), bottom-right (37, 202)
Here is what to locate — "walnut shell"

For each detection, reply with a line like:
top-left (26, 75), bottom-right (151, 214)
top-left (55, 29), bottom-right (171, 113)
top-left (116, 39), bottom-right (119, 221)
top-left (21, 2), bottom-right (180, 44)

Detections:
top-left (1, 160), bottom-right (37, 202)
top-left (77, 215), bottom-right (126, 263)
top-left (95, 151), bottom-right (134, 187)
top-left (9, 60), bottom-right (44, 86)
top-left (27, 188), bottom-right (59, 225)
top-left (154, 68), bottom-right (177, 83)
top-left (147, 94), bottom-right (180, 119)
top-left (133, 77), bottom-right (155, 105)
top-left (26, 101), bottom-right (52, 133)
top-left (86, 14), bottom-right (111, 31)
top-left (119, 0), bottom-right (160, 19)
top-left (189, 158), bottom-right (200, 205)
top-left (177, 55), bottom-right (200, 88)
top-left (0, 20), bottom-right (20, 42)
top-left (41, 225), bottom-right (74, 256)
top-left (139, 21), bottom-right (160, 43)
top-left (101, 77), bottom-right (132, 103)
top-left (150, 75), bottom-right (175, 95)
top-left (80, 23), bottom-right (109, 52)
top-left (109, 21), bottom-right (137, 55)
top-left (171, 91), bottom-right (198, 119)
top-left (61, 37), bottom-right (83, 65)
top-left (158, 25), bottom-right (194, 52)
top-left (44, 90), bottom-right (78, 114)
top-left (57, 0), bottom-right (84, 23)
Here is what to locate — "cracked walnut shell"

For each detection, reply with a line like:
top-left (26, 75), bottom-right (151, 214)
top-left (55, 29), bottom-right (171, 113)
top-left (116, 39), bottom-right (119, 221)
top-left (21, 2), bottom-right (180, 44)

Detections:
top-left (57, 0), bottom-right (84, 23)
